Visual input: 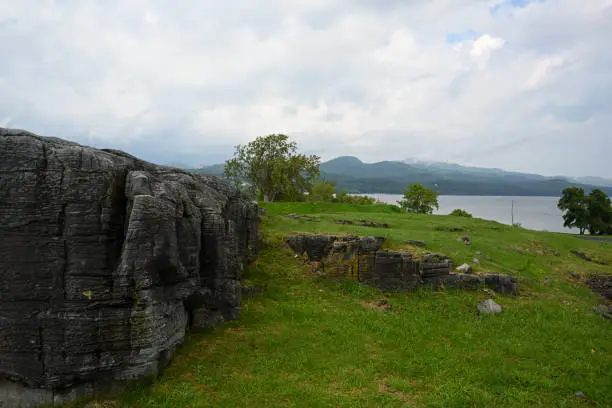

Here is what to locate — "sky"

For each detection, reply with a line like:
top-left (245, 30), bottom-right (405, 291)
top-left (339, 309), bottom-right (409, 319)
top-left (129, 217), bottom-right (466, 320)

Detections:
top-left (1, 0), bottom-right (611, 177)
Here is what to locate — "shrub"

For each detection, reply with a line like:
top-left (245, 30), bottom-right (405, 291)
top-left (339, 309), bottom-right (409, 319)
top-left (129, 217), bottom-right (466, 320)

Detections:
top-left (450, 209), bottom-right (473, 218)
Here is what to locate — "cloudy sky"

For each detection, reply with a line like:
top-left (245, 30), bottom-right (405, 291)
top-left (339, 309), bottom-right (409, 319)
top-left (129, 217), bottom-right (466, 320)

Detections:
top-left (1, 0), bottom-right (611, 177)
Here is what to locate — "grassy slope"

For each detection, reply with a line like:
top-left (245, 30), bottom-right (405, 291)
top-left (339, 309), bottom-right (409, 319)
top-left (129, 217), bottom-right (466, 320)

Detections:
top-left (88, 203), bottom-right (611, 408)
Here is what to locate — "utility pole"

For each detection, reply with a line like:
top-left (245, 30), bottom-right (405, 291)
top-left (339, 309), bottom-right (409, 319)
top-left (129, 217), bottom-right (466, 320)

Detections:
top-left (511, 200), bottom-right (515, 225)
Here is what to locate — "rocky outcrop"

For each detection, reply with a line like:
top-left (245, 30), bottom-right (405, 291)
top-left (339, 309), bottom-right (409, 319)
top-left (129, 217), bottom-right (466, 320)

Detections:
top-left (0, 129), bottom-right (259, 407)
top-left (286, 234), bottom-right (518, 295)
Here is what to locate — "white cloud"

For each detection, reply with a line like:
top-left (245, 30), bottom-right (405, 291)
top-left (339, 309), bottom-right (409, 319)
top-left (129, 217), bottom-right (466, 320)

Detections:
top-left (0, 0), bottom-right (610, 176)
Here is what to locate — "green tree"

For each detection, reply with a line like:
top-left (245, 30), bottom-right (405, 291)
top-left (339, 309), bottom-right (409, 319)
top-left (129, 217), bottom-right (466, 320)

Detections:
top-left (398, 183), bottom-right (439, 214)
top-left (224, 134), bottom-right (320, 202)
top-left (450, 209), bottom-right (472, 218)
top-left (308, 179), bottom-right (336, 202)
top-left (557, 187), bottom-right (589, 234)
top-left (587, 189), bottom-right (612, 235)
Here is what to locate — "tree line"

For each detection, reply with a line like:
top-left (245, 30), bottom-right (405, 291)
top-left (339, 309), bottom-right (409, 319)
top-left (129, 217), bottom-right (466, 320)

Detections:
top-left (224, 134), bottom-right (473, 215)
top-left (223, 134), bottom-right (612, 231)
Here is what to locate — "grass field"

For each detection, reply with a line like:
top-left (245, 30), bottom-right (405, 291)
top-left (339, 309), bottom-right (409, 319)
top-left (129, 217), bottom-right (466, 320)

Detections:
top-left (83, 203), bottom-right (612, 407)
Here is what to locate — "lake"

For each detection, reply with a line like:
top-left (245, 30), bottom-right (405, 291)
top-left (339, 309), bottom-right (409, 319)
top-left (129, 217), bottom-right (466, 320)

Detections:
top-left (367, 194), bottom-right (574, 234)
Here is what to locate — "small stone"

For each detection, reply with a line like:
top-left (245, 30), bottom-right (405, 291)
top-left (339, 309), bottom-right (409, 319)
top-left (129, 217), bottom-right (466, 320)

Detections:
top-left (475, 251), bottom-right (481, 255)
top-left (460, 235), bottom-right (471, 245)
top-left (575, 391), bottom-right (586, 399)
top-left (478, 299), bottom-right (502, 314)
top-left (594, 304), bottom-right (612, 320)
top-left (569, 271), bottom-right (581, 280)
top-left (473, 258), bottom-right (480, 264)
top-left (456, 263), bottom-right (473, 274)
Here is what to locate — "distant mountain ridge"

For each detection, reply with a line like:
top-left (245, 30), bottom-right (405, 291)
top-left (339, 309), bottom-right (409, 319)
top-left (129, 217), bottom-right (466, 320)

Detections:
top-left (188, 156), bottom-right (612, 197)
top-left (572, 176), bottom-right (612, 188)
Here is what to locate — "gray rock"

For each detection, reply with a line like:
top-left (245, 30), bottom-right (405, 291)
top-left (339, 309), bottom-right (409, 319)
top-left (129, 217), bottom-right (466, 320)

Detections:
top-left (484, 274), bottom-right (519, 296)
top-left (575, 391), bottom-right (586, 399)
top-left (594, 304), bottom-right (612, 320)
top-left (406, 240), bottom-right (427, 247)
top-left (478, 299), bottom-right (502, 314)
top-left (473, 258), bottom-right (480, 264)
top-left (0, 129), bottom-right (259, 406)
top-left (456, 263), bottom-right (473, 274)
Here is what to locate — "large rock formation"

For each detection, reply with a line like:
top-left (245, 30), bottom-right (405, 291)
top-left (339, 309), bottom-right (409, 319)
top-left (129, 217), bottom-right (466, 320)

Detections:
top-left (287, 234), bottom-right (519, 295)
top-left (0, 129), bottom-right (259, 407)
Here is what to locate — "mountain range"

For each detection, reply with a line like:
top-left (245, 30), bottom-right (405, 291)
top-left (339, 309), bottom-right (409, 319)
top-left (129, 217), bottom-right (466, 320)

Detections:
top-left (187, 156), bottom-right (612, 197)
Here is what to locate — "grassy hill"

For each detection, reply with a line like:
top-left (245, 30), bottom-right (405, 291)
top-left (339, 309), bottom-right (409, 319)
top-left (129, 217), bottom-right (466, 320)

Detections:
top-left (80, 203), bottom-right (612, 407)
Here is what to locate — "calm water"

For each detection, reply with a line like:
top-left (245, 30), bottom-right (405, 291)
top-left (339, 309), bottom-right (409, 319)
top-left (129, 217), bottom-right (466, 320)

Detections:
top-left (368, 194), bottom-right (574, 234)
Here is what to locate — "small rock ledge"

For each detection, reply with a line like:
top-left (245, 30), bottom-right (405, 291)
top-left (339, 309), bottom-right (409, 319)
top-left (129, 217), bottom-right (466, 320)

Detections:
top-left (287, 234), bottom-right (519, 295)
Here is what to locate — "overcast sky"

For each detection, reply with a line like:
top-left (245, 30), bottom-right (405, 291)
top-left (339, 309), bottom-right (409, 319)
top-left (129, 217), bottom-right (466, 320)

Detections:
top-left (1, 0), bottom-right (611, 177)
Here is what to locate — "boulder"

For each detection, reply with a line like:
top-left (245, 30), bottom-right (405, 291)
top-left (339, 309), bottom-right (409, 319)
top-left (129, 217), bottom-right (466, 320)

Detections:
top-left (478, 299), bottom-right (502, 314)
top-left (484, 274), bottom-right (519, 296)
top-left (456, 263), bottom-right (473, 274)
top-left (0, 128), bottom-right (259, 406)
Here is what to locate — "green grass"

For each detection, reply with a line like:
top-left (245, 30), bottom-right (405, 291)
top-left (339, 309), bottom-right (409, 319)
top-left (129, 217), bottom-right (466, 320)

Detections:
top-left (80, 203), bottom-right (612, 408)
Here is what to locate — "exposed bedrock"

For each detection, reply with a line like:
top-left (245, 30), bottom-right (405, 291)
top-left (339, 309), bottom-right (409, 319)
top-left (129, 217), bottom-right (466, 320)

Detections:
top-left (0, 128), bottom-right (259, 407)
top-left (286, 234), bottom-right (518, 295)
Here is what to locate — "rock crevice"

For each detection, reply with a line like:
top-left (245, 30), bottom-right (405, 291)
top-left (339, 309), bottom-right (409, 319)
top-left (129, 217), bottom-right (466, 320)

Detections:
top-left (0, 129), bottom-right (259, 407)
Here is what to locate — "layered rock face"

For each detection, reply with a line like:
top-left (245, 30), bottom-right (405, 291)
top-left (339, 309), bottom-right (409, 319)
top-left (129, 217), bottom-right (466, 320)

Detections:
top-left (0, 129), bottom-right (259, 407)
top-left (287, 234), bottom-right (518, 295)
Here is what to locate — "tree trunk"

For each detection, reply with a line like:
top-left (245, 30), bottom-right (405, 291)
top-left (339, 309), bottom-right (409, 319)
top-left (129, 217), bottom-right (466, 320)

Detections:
top-left (263, 191), bottom-right (276, 202)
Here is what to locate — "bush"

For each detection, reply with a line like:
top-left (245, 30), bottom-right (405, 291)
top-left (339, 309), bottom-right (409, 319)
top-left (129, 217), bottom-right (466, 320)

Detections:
top-left (333, 191), bottom-right (377, 205)
top-left (398, 183), bottom-right (439, 214)
top-left (450, 209), bottom-right (473, 218)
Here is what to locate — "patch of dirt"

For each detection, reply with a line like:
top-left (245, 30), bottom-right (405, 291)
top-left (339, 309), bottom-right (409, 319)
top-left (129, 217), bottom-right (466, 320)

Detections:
top-left (377, 378), bottom-right (420, 406)
top-left (361, 299), bottom-right (392, 311)
top-left (586, 275), bottom-right (612, 302)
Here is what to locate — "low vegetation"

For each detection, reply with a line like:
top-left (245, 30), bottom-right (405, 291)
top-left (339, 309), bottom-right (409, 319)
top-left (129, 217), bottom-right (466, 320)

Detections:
top-left (82, 202), bottom-right (612, 408)
top-left (450, 208), bottom-right (473, 218)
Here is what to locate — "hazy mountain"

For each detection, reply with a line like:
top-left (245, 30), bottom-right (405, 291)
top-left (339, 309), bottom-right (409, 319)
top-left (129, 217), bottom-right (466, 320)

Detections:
top-left (188, 163), bottom-right (225, 176)
top-left (319, 157), bottom-right (612, 196)
top-left (573, 176), bottom-right (612, 188)
top-left (188, 156), bottom-right (612, 196)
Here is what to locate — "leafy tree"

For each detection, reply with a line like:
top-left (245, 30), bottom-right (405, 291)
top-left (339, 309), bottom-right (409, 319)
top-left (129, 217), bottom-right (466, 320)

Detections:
top-left (450, 209), bottom-right (472, 218)
top-left (224, 134), bottom-right (320, 202)
top-left (586, 189), bottom-right (612, 235)
top-left (557, 187), bottom-right (589, 234)
top-left (308, 179), bottom-right (336, 202)
top-left (399, 183), bottom-right (439, 214)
